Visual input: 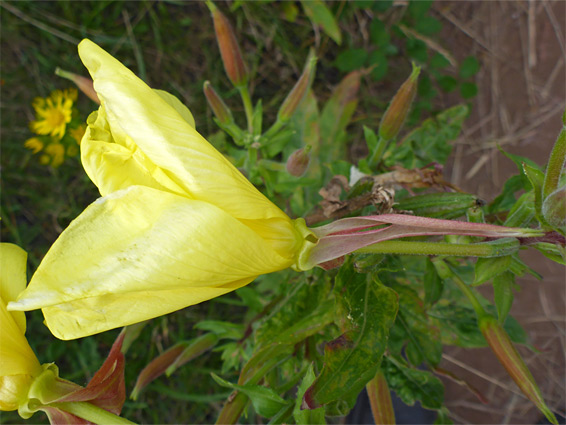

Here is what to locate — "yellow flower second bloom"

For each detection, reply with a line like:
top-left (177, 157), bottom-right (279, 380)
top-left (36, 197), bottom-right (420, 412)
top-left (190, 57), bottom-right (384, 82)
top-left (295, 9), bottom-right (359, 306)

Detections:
top-left (9, 40), bottom-right (316, 340)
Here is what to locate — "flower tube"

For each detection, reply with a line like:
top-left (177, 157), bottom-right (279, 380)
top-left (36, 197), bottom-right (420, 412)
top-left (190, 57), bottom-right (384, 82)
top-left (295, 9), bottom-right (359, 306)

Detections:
top-left (9, 39), bottom-right (317, 340)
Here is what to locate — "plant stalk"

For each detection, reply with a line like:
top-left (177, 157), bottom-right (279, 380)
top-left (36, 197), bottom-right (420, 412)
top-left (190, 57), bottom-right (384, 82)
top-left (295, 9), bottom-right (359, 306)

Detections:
top-left (50, 402), bottom-right (136, 425)
top-left (238, 85), bottom-right (254, 133)
top-left (355, 240), bottom-right (513, 258)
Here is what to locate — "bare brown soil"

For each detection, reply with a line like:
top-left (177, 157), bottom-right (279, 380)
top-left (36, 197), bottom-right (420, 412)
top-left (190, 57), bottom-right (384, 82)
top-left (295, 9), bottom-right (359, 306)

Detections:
top-left (432, 2), bottom-right (565, 423)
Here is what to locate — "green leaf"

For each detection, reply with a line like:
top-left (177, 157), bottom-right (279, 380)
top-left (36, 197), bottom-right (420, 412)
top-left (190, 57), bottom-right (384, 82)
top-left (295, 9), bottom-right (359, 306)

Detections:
top-left (353, 0), bottom-right (374, 8)
top-left (294, 365), bottom-right (326, 424)
top-left (493, 272), bottom-right (515, 324)
top-left (370, 18), bottom-right (390, 47)
top-left (236, 286), bottom-right (264, 313)
top-left (372, 0), bottom-right (393, 12)
top-left (522, 162), bottom-right (547, 224)
top-left (430, 303), bottom-right (486, 348)
top-left (406, 38), bottom-right (428, 62)
top-left (211, 373), bottom-right (291, 418)
top-left (386, 104), bottom-right (468, 168)
top-left (319, 71), bottom-right (361, 162)
top-left (460, 82), bottom-right (478, 99)
top-left (382, 356), bottom-right (444, 410)
top-left (363, 125), bottom-right (378, 155)
top-left (334, 48), bottom-right (368, 72)
top-left (489, 174), bottom-right (529, 214)
top-left (424, 257), bottom-right (444, 306)
top-left (473, 255), bottom-right (512, 286)
top-left (434, 408), bottom-right (454, 424)
top-left (389, 283), bottom-right (442, 367)
top-left (255, 277), bottom-right (333, 348)
top-left (534, 242), bottom-right (566, 265)
top-left (415, 16), bottom-right (442, 35)
top-left (406, 0), bottom-right (433, 19)
top-left (459, 56), bottom-right (480, 79)
top-left (253, 99), bottom-right (263, 136)
top-left (194, 320), bottom-right (244, 340)
top-left (301, 0), bottom-right (342, 45)
top-left (303, 262), bottom-right (398, 409)
top-left (504, 191), bottom-right (536, 227)
top-left (368, 50), bottom-right (388, 81)
top-left (430, 53), bottom-right (451, 69)
top-left (436, 75), bottom-right (458, 93)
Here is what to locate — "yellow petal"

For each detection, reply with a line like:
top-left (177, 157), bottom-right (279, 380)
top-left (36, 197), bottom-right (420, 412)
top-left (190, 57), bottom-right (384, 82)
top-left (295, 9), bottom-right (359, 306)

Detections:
top-left (0, 243), bottom-right (28, 333)
top-left (9, 186), bottom-right (296, 339)
top-left (42, 279), bottom-right (251, 340)
top-left (78, 39), bottom-right (287, 222)
top-left (0, 298), bottom-right (41, 379)
top-left (81, 107), bottom-right (189, 197)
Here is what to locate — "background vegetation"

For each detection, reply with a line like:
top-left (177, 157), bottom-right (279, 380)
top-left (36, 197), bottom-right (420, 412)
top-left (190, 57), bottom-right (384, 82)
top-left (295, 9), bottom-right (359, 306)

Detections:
top-left (1, 1), bottom-right (564, 424)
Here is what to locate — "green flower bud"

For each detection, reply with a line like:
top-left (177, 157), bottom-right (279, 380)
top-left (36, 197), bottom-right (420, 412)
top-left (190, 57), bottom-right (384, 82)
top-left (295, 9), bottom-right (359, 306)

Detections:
top-left (379, 63), bottom-right (420, 141)
top-left (203, 81), bottom-right (233, 125)
top-left (286, 145), bottom-right (311, 177)
top-left (277, 55), bottom-right (316, 122)
top-left (542, 186), bottom-right (566, 228)
top-left (479, 315), bottom-right (558, 425)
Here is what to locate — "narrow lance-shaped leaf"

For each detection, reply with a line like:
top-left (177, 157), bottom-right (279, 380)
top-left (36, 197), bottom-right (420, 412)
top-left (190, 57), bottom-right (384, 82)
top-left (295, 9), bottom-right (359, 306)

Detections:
top-left (294, 365), bottom-right (326, 425)
top-left (211, 373), bottom-right (291, 418)
top-left (300, 0), bottom-right (342, 45)
top-left (319, 71), bottom-right (362, 163)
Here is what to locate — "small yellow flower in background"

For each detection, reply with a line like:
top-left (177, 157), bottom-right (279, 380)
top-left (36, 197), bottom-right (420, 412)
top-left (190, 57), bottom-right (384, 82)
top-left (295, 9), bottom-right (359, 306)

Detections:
top-left (68, 123), bottom-right (86, 145)
top-left (44, 143), bottom-right (65, 168)
top-left (29, 89), bottom-right (76, 139)
top-left (9, 39), bottom-right (317, 340)
top-left (0, 243), bottom-right (43, 412)
top-left (26, 88), bottom-right (85, 166)
top-left (23, 137), bottom-right (44, 154)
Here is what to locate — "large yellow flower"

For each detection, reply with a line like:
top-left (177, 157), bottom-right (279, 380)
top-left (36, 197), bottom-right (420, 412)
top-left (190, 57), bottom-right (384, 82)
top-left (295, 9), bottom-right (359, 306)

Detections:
top-left (9, 39), bottom-right (315, 340)
top-left (0, 244), bottom-right (43, 411)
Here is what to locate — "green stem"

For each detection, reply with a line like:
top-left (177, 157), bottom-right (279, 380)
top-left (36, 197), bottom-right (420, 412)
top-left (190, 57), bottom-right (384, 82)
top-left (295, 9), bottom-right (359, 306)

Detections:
top-left (432, 259), bottom-right (486, 317)
top-left (258, 159), bottom-right (286, 172)
top-left (50, 402), bottom-right (136, 425)
top-left (355, 239), bottom-right (515, 257)
top-left (262, 118), bottom-right (286, 142)
top-left (238, 85), bottom-right (254, 133)
top-left (368, 135), bottom-right (389, 169)
top-left (215, 392), bottom-right (248, 425)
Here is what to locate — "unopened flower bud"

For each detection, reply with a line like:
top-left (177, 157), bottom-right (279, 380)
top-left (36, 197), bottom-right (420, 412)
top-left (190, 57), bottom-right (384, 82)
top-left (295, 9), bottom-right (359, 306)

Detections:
top-left (379, 63), bottom-right (420, 141)
top-left (542, 186), bottom-right (566, 228)
top-left (479, 315), bottom-right (558, 425)
top-left (277, 55), bottom-right (316, 122)
top-left (208, 2), bottom-right (248, 88)
top-left (55, 67), bottom-right (100, 104)
top-left (203, 81), bottom-right (234, 124)
top-left (366, 369), bottom-right (395, 425)
top-left (286, 145), bottom-right (311, 177)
